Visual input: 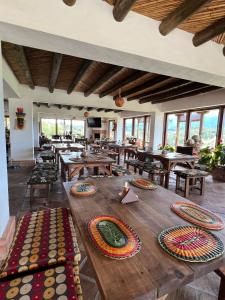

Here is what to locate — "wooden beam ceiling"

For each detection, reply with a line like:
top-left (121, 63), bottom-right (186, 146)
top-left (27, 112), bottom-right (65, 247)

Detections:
top-left (49, 53), bottom-right (63, 93)
top-left (193, 16), bottom-right (225, 46)
top-left (151, 86), bottom-right (222, 104)
top-left (99, 71), bottom-right (146, 98)
top-left (113, 75), bottom-right (169, 99)
top-left (63, 0), bottom-right (76, 6)
top-left (84, 66), bottom-right (123, 97)
top-left (13, 45), bottom-right (35, 89)
top-left (139, 82), bottom-right (209, 104)
top-left (159, 0), bottom-right (213, 36)
top-left (67, 60), bottom-right (93, 94)
top-left (128, 79), bottom-right (190, 101)
top-left (113, 0), bottom-right (138, 22)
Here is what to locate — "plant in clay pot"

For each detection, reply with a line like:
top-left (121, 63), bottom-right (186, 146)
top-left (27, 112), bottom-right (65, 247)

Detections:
top-left (211, 144), bottom-right (225, 182)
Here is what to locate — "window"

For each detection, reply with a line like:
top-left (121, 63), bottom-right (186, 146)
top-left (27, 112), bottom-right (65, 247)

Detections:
top-left (72, 120), bottom-right (85, 138)
top-left (123, 115), bottom-right (151, 148)
top-left (164, 108), bottom-right (221, 149)
top-left (41, 119), bottom-right (56, 138)
top-left (165, 113), bottom-right (187, 147)
top-left (189, 110), bottom-right (219, 148)
top-left (41, 118), bottom-right (85, 138)
top-left (108, 120), bottom-right (115, 140)
top-left (124, 118), bottom-right (133, 139)
top-left (4, 117), bottom-right (10, 130)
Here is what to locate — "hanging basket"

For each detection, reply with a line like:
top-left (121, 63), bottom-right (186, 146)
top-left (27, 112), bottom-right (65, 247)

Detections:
top-left (115, 96), bottom-right (125, 107)
top-left (84, 111), bottom-right (89, 118)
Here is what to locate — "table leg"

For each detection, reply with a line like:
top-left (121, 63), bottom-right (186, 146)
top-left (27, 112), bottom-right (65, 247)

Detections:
top-left (163, 161), bottom-right (170, 189)
top-left (200, 177), bottom-right (205, 195)
top-left (184, 177), bottom-right (190, 198)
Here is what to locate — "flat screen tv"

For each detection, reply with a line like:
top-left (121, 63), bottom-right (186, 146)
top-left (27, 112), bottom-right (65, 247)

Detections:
top-left (87, 117), bottom-right (102, 128)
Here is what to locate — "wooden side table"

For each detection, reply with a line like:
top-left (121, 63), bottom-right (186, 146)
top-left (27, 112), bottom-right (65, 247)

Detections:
top-left (174, 169), bottom-right (209, 198)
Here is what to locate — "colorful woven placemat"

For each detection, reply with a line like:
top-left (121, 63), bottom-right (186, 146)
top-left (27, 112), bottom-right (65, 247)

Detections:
top-left (171, 202), bottom-right (224, 230)
top-left (130, 178), bottom-right (157, 190)
top-left (88, 215), bottom-right (141, 260)
top-left (70, 182), bottom-right (97, 197)
top-left (158, 225), bottom-right (224, 263)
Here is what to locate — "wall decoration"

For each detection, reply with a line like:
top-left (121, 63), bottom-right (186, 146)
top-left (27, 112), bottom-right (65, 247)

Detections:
top-left (16, 107), bottom-right (26, 129)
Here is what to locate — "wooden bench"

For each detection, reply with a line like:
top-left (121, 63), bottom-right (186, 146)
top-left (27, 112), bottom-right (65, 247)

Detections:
top-left (215, 266), bottom-right (225, 300)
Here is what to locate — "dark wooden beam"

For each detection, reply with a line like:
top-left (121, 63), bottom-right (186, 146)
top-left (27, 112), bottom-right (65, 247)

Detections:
top-left (63, 0), bottom-right (76, 6)
top-left (193, 16), bottom-right (225, 46)
top-left (99, 71), bottom-right (146, 98)
top-left (97, 108), bottom-right (104, 112)
top-left (113, 75), bottom-right (169, 99)
top-left (67, 105), bottom-right (72, 110)
top-left (104, 109), bottom-right (112, 113)
top-left (223, 46), bottom-right (225, 56)
top-left (159, 0), bottom-right (212, 36)
top-left (78, 106), bottom-right (84, 111)
top-left (114, 110), bottom-right (123, 113)
top-left (87, 107), bottom-right (94, 111)
top-left (13, 45), bottom-right (34, 89)
top-left (139, 82), bottom-right (208, 104)
top-left (67, 60), bottom-right (93, 94)
top-left (113, 0), bottom-right (137, 22)
top-left (84, 66), bottom-right (123, 97)
top-left (150, 86), bottom-right (222, 104)
top-left (49, 53), bottom-right (63, 93)
top-left (127, 79), bottom-right (190, 101)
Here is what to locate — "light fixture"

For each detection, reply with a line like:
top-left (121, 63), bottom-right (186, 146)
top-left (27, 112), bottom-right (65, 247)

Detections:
top-left (115, 89), bottom-right (125, 107)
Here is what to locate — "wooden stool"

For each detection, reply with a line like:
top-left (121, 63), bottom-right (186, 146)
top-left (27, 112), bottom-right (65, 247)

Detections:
top-left (147, 169), bottom-right (168, 187)
top-left (174, 169), bottom-right (209, 198)
top-left (29, 183), bottom-right (50, 206)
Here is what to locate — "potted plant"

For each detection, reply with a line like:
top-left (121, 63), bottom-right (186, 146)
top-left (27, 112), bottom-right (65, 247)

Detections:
top-left (211, 144), bottom-right (225, 182)
top-left (159, 144), bottom-right (175, 153)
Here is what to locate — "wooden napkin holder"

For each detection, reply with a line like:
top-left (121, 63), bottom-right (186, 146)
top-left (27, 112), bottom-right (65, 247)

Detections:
top-left (120, 188), bottom-right (139, 204)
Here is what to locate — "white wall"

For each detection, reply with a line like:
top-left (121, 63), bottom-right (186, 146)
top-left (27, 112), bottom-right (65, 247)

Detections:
top-left (0, 0), bottom-right (224, 87)
top-left (9, 98), bottom-right (34, 161)
top-left (0, 43), bottom-right (9, 236)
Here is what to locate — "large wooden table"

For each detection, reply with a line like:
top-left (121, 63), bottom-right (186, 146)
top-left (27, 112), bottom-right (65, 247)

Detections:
top-left (60, 152), bottom-right (115, 180)
top-left (52, 143), bottom-right (84, 166)
top-left (64, 176), bottom-right (225, 300)
top-left (108, 144), bottom-right (138, 165)
top-left (146, 151), bottom-right (197, 188)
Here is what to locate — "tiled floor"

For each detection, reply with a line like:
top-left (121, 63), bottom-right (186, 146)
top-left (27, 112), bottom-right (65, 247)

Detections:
top-left (7, 165), bottom-right (224, 300)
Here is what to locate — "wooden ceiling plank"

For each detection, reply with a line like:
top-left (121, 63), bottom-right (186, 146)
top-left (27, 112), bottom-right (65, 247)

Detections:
top-left (97, 108), bottom-right (104, 112)
top-left (13, 45), bottom-right (35, 89)
top-left (113, 0), bottom-right (138, 22)
top-left (150, 86), bottom-right (222, 104)
top-left (159, 0), bottom-right (213, 36)
top-left (139, 82), bottom-right (209, 104)
top-left (84, 66), bottom-right (123, 97)
top-left (87, 107), bottom-right (94, 111)
top-left (99, 71), bottom-right (146, 98)
top-left (113, 75), bottom-right (169, 99)
top-left (78, 106), bottom-right (84, 111)
top-left (67, 60), bottom-right (93, 94)
top-left (63, 0), bottom-right (76, 6)
top-left (223, 46), bottom-right (225, 56)
top-left (193, 16), bottom-right (225, 46)
top-left (127, 79), bottom-right (190, 101)
top-left (49, 53), bottom-right (63, 93)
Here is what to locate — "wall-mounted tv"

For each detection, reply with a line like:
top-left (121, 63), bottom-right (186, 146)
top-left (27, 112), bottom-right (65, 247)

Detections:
top-left (87, 117), bottom-right (102, 128)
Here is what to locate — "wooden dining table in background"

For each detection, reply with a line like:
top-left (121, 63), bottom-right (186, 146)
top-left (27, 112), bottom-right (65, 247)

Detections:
top-left (60, 152), bottom-right (115, 180)
top-left (64, 176), bottom-right (225, 300)
top-left (146, 151), bottom-right (197, 188)
top-left (52, 143), bottom-right (84, 166)
top-left (108, 143), bottom-right (138, 165)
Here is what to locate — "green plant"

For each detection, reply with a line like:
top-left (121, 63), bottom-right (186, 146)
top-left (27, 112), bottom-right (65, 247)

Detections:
top-left (211, 144), bottom-right (225, 168)
top-left (198, 147), bottom-right (213, 167)
top-left (159, 144), bottom-right (175, 152)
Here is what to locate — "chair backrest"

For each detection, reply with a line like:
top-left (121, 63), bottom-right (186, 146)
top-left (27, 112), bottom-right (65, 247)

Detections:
top-left (52, 134), bottom-right (60, 139)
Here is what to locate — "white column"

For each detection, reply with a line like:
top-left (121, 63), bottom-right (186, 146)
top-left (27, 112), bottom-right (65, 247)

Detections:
top-left (9, 98), bottom-right (34, 162)
top-left (0, 43), bottom-right (10, 236)
top-left (150, 111), bottom-right (165, 150)
top-left (33, 106), bottom-right (39, 148)
top-left (116, 117), bottom-right (123, 143)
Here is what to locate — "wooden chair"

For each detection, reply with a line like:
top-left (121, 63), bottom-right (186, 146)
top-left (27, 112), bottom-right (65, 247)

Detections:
top-left (124, 148), bottom-right (137, 162)
top-left (174, 169), bottom-right (209, 198)
top-left (215, 267), bottom-right (225, 300)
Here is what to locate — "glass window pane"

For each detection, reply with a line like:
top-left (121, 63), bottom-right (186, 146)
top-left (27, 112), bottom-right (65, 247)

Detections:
top-left (57, 119), bottom-right (65, 135)
top-left (145, 116), bottom-right (151, 146)
top-left (134, 117), bottom-right (144, 147)
top-left (65, 120), bottom-right (71, 134)
top-left (165, 113), bottom-right (187, 147)
top-left (124, 119), bottom-right (133, 139)
top-left (41, 119), bottom-right (56, 139)
top-left (189, 112), bottom-right (201, 138)
top-left (201, 109), bottom-right (219, 148)
top-left (109, 120), bottom-right (115, 140)
top-left (72, 120), bottom-right (85, 138)
top-left (222, 110), bottom-right (225, 144)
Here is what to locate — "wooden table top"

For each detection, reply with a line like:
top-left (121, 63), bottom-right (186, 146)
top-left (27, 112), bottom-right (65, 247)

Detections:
top-left (64, 176), bottom-right (225, 300)
top-left (109, 143), bottom-right (138, 149)
top-left (60, 152), bottom-right (115, 165)
top-left (147, 151), bottom-right (197, 161)
top-left (52, 143), bottom-right (84, 150)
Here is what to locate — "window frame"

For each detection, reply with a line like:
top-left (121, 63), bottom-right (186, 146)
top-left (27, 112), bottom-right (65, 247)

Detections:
top-left (123, 115), bottom-right (151, 147)
top-left (163, 105), bottom-right (225, 147)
